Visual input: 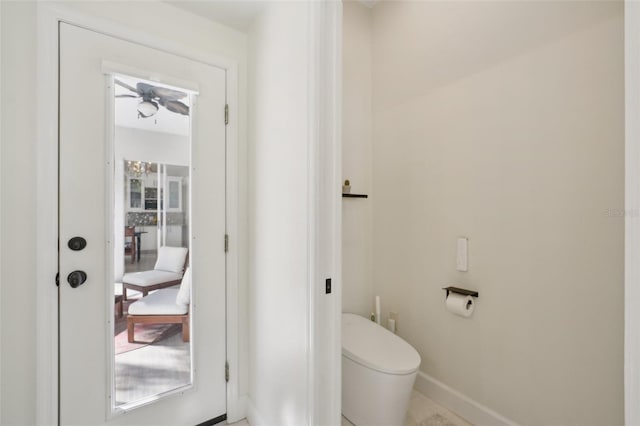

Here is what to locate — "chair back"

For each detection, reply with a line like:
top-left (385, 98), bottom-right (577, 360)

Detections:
top-left (154, 246), bottom-right (189, 274)
top-left (176, 267), bottom-right (191, 307)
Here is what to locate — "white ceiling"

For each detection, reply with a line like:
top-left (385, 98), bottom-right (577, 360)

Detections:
top-left (166, 0), bottom-right (265, 32)
top-left (168, 0), bottom-right (377, 29)
top-left (371, 0), bottom-right (622, 104)
top-left (357, 0), bottom-right (380, 8)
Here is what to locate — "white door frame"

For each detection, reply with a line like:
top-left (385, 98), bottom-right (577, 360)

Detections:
top-left (626, 2), bottom-right (640, 424)
top-left (0, 3), bottom-right (3, 423)
top-left (307, 1), bottom-right (343, 425)
top-left (35, 4), bottom-right (241, 424)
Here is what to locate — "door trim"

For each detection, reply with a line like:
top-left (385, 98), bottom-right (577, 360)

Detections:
top-left (307, 2), bottom-right (343, 425)
top-left (625, 1), bottom-right (640, 424)
top-left (35, 4), bottom-right (241, 424)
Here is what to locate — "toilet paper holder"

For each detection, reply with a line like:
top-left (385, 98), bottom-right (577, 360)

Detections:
top-left (442, 286), bottom-right (479, 298)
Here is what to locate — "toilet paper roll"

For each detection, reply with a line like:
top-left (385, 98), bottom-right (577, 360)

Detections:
top-left (446, 293), bottom-right (475, 317)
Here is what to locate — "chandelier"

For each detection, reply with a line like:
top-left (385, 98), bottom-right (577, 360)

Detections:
top-left (126, 160), bottom-right (153, 177)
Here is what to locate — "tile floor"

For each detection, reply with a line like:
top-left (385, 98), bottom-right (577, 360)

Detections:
top-left (403, 390), bottom-right (471, 426)
top-left (124, 251), bottom-right (157, 274)
top-left (228, 390), bottom-right (471, 426)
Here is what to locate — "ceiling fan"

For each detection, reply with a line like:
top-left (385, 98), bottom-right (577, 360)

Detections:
top-left (115, 79), bottom-right (190, 118)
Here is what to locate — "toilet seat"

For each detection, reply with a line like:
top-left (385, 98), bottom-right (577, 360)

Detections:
top-left (342, 313), bottom-right (421, 375)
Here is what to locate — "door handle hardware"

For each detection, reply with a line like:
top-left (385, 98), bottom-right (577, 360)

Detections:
top-left (67, 271), bottom-right (87, 288)
top-left (68, 237), bottom-right (87, 251)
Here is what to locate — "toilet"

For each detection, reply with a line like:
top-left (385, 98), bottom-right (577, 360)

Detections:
top-left (342, 313), bottom-right (421, 426)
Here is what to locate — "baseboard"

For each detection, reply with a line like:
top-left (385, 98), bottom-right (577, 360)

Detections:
top-left (414, 371), bottom-right (518, 426)
top-left (247, 399), bottom-right (268, 426)
top-left (227, 394), bottom-right (248, 423)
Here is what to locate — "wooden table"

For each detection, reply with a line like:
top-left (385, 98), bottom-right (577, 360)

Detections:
top-left (134, 231), bottom-right (147, 262)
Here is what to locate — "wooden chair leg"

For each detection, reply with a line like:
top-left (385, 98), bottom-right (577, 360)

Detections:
top-left (123, 286), bottom-right (128, 301)
top-left (116, 296), bottom-right (123, 318)
top-left (127, 318), bottom-right (135, 343)
top-left (182, 317), bottom-right (190, 342)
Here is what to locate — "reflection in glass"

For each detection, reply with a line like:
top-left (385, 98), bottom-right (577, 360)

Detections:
top-left (129, 179), bottom-right (142, 210)
top-left (169, 180), bottom-right (180, 209)
top-left (112, 75), bottom-right (192, 410)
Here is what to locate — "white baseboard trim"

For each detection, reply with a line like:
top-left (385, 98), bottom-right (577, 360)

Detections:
top-left (414, 371), bottom-right (518, 426)
top-left (247, 399), bottom-right (268, 426)
top-left (227, 394), bottom-right (248, 423)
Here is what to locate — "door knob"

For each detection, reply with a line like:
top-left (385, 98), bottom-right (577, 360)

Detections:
top-left (67, 271), bottom-right (87, 288)
top-left (68, 236), bottom-right (87, 251)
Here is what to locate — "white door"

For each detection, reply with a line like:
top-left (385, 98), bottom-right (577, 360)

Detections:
top-left (59, 23), bottom-right (227, 425)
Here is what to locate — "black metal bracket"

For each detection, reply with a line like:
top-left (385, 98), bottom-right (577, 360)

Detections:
top-left (442, 286), bottom-right (479, 298)
top-left (342, 193), bottom-right (368, 198)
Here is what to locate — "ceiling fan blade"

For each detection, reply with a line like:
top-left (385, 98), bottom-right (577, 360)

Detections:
top-left (164, 100), bottom-right (190, 116)
top-left (114, 79), bottom-right (141, 95)
top-left (152, 86), bottom-right (187, 101)
top-left (136, 82), bottom-right (155, 94)
top-left (115, 94), bottom-right (140, 98)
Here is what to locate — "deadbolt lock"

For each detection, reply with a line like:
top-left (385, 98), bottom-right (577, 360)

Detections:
top-left (68, 237), bottom-right (87, 251)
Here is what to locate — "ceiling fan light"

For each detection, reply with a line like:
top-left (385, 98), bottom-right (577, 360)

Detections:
top-left (137, 100), bottom-right (159, 118)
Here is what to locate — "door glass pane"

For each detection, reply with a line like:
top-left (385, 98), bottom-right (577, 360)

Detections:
top-left (111, 75), bottom-right (192, 410)
top-left (129, 178), bottom-right (142, 209)
top-left (169, 180), bottom-right (180, 209)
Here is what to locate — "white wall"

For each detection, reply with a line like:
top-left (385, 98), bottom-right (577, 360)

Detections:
top-left (309, 2), bottom-right (342, 424)
top-left (247, 2), bottom-right (312, 424)
top-left (342, 1), bottom-right (374, 317)
top-left (0, 4), bottom-right (3, 423)
top-left (116, 127), bottom-right (190, 167)
top-left (367, 2), bottom-right (624, 425)
top-left (1, 2), bottom-right (37, 424)
top-left (0, 2), bottom-right (249, 424)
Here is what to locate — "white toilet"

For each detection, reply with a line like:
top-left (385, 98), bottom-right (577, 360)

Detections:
top-left (342, 313), bottom-right (421, 426)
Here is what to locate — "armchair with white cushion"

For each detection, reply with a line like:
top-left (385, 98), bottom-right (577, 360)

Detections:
top-left (122, 246), bottom-right (188, 301)
top-left (127, 267), bottom-right (191, 343)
